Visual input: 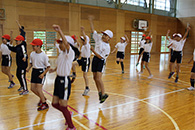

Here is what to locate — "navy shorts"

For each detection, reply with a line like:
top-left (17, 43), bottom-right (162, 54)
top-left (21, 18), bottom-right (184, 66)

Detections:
top-left (139, 48), bottom-right (144, 55)
top-left (1, 55), bottom-right (12, 67)
top-left (170, 51), bottom-right (182, 63)
top-left (92, 56), bottom-right (106, 73)
top-left (191, 62), bottom-right (195, 73)
top-left (53, 76), bottom-right (71, 100)
top-left (142, 52), bottom-right (150, 62)
top-left (77, 57), bottom-right (90, 72)
top-left (116, 51), bottom-right (124, 59)
top-left (31, 68), bottom-right (46, 84)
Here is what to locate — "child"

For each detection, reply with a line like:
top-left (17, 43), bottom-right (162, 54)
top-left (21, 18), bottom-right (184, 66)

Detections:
top-left (71, 26), bottom-right (91, 96)
top-left (6, 35), bottom-right (28, 95)
top-left (16, 20), bottom-right (26, 40)
top-left (187, 49), bottom-right (195, 91)
top-left (50, 24), bottom-right (76, 130)
top-left (136, 34), bottom-right (146, 67)
top-left (138, 36), bottom-right (153, 79)
top-left (26, 39), bottom-right (50, 111)
top-left (89, 15), bottom-right (113, 103)
top-left (70, 35), bottom-right (81, 61)
top-left (167, 27), bottom-right (190, 82)
top-left (111, 35), bottom-right (129, 73)
top-left (0, 33), bottom-right (15, 88)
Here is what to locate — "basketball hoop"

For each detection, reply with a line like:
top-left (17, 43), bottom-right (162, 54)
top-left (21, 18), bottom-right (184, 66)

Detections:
top-left (142, 26), bottom-right (147, 31)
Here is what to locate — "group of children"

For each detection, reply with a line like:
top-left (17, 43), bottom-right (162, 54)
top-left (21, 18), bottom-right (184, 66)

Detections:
top-left (0, 17), bottom-right (194, 130)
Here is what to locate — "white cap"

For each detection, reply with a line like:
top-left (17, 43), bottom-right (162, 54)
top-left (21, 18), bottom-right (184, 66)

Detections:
top-left (120, 37), bottom-right (126, 41)
top-left (176, 33), bottom-right (182, 38)
top-left (172, 33), bottom-right (177, 37)
top-left (57, 35), bottom-right (75, 46)
top-left (80, 35), bottom-right (90, 43)
top-left (102, 30), bottom-right (113, 38)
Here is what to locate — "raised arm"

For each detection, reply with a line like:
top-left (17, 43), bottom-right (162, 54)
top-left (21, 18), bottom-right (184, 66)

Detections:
top-left (88, 15), bottom-right (95, 33)
top-left (52, 24), bottom-right (70, 51)
top-left (182, 26), bottom-right (191, 40)
top-left (10, 30), bottom-right (13, 44)
top-left (16, 20), bottom-right (22, 29)
top-left (81, 26), bottom-right (87, 45)
top-left (124, 34), bottom-right (129, 44)
top-left (166, 30), bottom-right (171, 41)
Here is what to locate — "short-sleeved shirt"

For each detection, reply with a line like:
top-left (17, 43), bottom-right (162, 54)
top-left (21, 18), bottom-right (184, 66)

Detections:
top-left (193, 49), bottom-right (195, 61)
top-left (56, 47), bottom-right (74, 76)
top-left (143, 42), bottom-right (153, 53)
top-left (171, 39), bottom-right (186, 51)
top-left (0, 42), bottom-right (11, 55)
top-left (139, 39), bottom-right (146, 48)
top-left (115, 42), bottom-right (127, 52)
top-left (30, 51), bottom-right (50, 69)
top-left (20, 28), bottom-right (26, 40)
top-left (80, 43), bottom-right (91, 58)
top-left (93, 30), bottom-right (110, 60)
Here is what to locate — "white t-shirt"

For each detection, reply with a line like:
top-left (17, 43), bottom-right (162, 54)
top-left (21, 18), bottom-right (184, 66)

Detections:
top-left (93, 30), bottom-right (110, 60)
top-left (143, 42), bottom-right (153, 52)
top-left (0, 43), bottom-right (11, 55)
top-left (168, 39), bottom-right (175, 49)
top-left (193, 49), bottom-right (195, 61)
top-left (55, 43), bottom-right (63, 54)
top-left (115, 42), bottom-right (127, 52)
top-left (80, 43), bottom-right (91, 58)
top-left (56, 47), bottom-right (74, 76)
top-left (30, 51), bottom-right (50, 69)
top-left (171, 39), bottom-right (186, 51)
top-left (139, 39), bottom-right (146, 48)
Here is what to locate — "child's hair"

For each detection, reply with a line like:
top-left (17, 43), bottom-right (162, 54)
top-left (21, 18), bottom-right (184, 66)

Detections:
top-left (2, 38), bottom-right (10, 42)
top-left (21, 26), bottom-right (24, 29)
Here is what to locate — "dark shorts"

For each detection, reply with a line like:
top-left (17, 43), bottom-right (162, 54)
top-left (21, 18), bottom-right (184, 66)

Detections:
top-left (139, 48), bottom-right (144, 55)
top-left (31, 68), bottom-right (46, 84)
top-left (92, 56), bottom-right (106, 73)
top-left (116, 51), bottom-right (124, 59)
top-left (142, 52), bottom-right (150, 62)
top-left (53, 76), bottom-right (71, 100)
top-left (170, 49), bottom-right (173, 56)
top-left (70, 44), bottom-right (80, 61)
top-left (77, 57), bottom-right (90, 72)
top-left (1, 55), bottom-right (12, 67)
top-left (170, 51), bottom-right (182, 63)
top-left (191, 62), bottom-right (195, 73)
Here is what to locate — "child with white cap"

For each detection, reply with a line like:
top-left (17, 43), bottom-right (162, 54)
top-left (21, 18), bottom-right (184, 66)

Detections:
top-left (136, 34), bottom-right (146, 67)
top-left (167, 26), bottom-right (190, 82)
top-left (111, 35), bottom-right (129, 73)
top-left (187, 49), bottom-right (195, 91)
top-left (89, 15), bottom-right (113, 103)
top-left (71, 26), bottom-right (91, 96)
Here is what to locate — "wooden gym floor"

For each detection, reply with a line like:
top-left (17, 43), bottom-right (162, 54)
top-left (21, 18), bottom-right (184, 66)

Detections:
top-left (0, 53), bottom-right (195, 130)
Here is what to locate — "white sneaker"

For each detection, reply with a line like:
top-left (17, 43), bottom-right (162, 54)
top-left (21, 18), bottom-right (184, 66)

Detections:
top-left (187, 86), bottom-right (195, 91)
top-left (148, 75), bottom-right (153, 79)
top-left (138, 71), bottom-right (143, 74)
top-left (82, 88), bottom-right (90, 96)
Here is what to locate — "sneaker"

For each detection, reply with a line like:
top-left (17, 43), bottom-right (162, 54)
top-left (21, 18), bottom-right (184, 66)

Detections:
top-left (37, 103), bottom-right (49, 111)
top-left (66, 127), bottom-right (76, 130)
top-left (82, 88), bottom-right (90, 96)
top-left (148, 75), bottom-right (153, 79)
top-left (136, 63), bottom-right (139, 67)
top-left (100, 94), bottom-right (109, 103)
top-left (8, 83), bottom-right (15, 89)
top-left (122, 70), bottom-right (124, 74)
top-left (138, 71), bottom-right (143, 74)
top-left (143, 65), bottom-right (145, 69)
top-left (168, 72), bottom-right (175, 79)
top-left (19, 90), bottom-right (29, 95)
top-left (98, 92), bottom-right (102, 101)
top-left (18, 87), bottom-right (23, 92)
top-left (175, 76), bottom-right (179, 83)
top-left (37, 100), bottom-right (42, 107)
top-left (65, 111), bottom-right (73, 125)
top-left (187, 86), bottom-right (195, 91)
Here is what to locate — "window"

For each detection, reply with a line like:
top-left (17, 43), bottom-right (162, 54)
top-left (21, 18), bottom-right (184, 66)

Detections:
top-left (33, 31), bottom-right (57, 56)
top-left (154, 0), bottom-right (170, 11)
top-left (131, 31), bottom-right (143, 54)
top-left (121, 0), bottom-right (150, 8)
top-left (161, 36), bottom-right (169, 52)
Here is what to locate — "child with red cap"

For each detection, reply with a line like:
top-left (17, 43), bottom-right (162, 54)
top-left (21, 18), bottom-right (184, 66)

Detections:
top-left (6, 35), bottom-right (29, 95)
top-left (89, 15), bottom-right (113, 103)
top-left (138, 35), bottom-right (153, 79)
top-left (0, 32), bottom-right (15, 88)
top-left (26, 39), bottom-right (50, 111)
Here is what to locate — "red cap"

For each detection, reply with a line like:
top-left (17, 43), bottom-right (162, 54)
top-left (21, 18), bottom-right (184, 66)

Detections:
top-left (2, 34), bottom-right (10, 40)
top-left (14, 35), bottom-right (24, 41)
top-left (142, 34), bottom-right (146, 37)
top-left (145, 36), bottom-right (151, 40)
top-left (71, 35), bottom-right (78, 41)
top-left (30, 39), bottom-right (43, 46)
